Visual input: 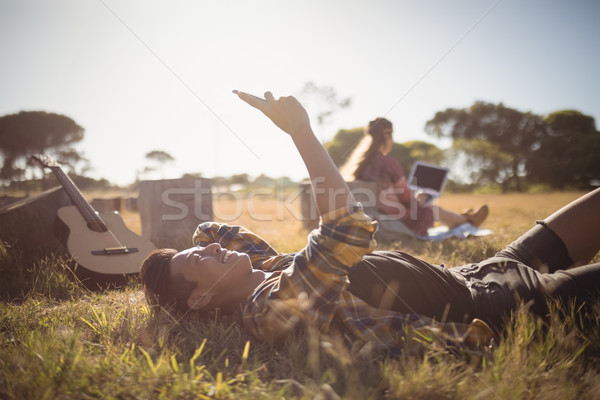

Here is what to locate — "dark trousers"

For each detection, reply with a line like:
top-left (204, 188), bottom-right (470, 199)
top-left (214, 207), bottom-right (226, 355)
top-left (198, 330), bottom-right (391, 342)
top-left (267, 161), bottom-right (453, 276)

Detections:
top-left (348, 223), bottom-right (600, 330)
top-left (456, 223), bottom-right (600, 328)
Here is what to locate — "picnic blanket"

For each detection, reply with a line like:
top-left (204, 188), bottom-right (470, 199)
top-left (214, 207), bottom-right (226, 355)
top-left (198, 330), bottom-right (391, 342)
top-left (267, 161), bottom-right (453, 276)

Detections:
top-left (418, 223), bottom-right (493, 241)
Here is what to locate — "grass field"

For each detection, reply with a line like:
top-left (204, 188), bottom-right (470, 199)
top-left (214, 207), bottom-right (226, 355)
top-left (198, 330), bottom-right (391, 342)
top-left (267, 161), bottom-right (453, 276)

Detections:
top-left (1, 191), bottom-right (600, 399)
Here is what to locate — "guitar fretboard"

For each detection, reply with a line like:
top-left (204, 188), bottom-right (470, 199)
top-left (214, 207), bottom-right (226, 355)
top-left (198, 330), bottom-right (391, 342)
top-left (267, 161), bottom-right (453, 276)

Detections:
top-left (49, 166), bottom-right (108, 233)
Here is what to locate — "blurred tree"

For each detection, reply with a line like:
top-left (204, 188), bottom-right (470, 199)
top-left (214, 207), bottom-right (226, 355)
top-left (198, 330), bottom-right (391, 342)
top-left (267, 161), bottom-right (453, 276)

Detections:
top-left (253, 174), bottom-right (276, 186)
top-left (402, 140), bottom-right (444, 167)
top-left (0, 111), bottom-right (84, 183)
top-left (425, 102), bottom-right (547, 192)
top-left (55, 148), bottom-right (90, 175)
top-left (301, 82), bottom-right (352, 126)
top-left (230, 173), bottom-right (249, 185)
top-left (528, 110), bottom-right (600, 189)
top-left (445, 139), bottom-right (514, 188)
top-left (145, 150), bottom-right (175, 178)
top-left (324, 127), bottom-right (363, 166)
top-left (146, 150), bottom-right (174, 165)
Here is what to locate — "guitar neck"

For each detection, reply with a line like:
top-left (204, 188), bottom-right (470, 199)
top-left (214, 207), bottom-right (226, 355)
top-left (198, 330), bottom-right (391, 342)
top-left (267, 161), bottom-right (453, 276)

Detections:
top-left (49, 166), bottom-right (107, 230)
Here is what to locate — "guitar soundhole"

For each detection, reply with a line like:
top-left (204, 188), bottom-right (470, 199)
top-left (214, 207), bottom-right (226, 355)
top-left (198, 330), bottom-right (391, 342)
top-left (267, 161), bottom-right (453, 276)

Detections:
top-left (87, 221), bottom-right (108, 233)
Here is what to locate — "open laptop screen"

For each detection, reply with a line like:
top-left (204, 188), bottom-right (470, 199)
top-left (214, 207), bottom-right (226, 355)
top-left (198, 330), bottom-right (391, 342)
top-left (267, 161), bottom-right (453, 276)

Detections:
top-left (407, 161), bottom-right (449, 195)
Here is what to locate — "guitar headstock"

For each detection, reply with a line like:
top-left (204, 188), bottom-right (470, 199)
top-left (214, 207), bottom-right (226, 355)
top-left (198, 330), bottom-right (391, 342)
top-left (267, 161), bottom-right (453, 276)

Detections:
top-left (31, 154), bottom-right (60, 168)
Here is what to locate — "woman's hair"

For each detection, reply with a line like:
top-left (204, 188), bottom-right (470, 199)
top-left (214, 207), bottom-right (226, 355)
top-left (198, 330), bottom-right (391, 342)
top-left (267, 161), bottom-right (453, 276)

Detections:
top-left (340, 117), bottom-right (393, 180)
top-left (139, 248), bottom-right (197, 313)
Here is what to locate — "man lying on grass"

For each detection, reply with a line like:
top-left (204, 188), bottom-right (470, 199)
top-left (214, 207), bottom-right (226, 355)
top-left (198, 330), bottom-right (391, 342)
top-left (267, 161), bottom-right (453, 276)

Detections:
top-left (141, 90), bottom-right (600, 355)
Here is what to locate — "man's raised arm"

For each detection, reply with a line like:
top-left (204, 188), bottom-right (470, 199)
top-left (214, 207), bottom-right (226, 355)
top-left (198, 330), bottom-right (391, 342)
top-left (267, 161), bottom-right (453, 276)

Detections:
top-left (235, 91), bottom-right (354, 217)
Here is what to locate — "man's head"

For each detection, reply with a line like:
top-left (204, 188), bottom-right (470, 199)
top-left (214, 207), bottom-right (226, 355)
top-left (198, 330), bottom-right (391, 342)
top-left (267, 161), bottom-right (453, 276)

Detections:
top-left (140, 248), bottom-right (196, 313)
top-left (140, 243), bottom-right (256, 315)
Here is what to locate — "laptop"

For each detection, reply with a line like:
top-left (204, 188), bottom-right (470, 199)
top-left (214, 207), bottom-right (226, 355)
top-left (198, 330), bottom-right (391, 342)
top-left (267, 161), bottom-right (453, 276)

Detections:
top-left (407, 161), bottom-right (449, 205)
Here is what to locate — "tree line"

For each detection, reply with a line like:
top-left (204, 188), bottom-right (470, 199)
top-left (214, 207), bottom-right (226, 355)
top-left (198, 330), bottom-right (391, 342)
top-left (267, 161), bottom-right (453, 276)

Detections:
top-left (326, 102), bottom-right (600, 192)
top-left (2, 101), bottom-right (599, 192)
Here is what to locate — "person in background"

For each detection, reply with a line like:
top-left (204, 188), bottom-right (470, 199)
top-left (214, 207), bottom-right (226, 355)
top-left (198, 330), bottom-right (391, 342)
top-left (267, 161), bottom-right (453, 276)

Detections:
top-left (340, 117), bottom-right (488, 236)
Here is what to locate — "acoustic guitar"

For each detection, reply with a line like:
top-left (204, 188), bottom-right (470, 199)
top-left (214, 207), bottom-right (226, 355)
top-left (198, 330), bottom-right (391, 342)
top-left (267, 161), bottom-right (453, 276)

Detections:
top-left (32, 155), bottom-right (156, 278)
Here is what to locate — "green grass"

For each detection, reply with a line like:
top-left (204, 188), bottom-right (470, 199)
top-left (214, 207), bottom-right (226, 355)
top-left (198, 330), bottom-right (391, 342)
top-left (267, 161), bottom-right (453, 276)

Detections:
top-left (2, 192), bottom-right (600, 399)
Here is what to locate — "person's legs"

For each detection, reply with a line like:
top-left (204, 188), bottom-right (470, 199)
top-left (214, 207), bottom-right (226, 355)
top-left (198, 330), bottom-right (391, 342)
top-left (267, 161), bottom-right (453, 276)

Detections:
top-left (432, 205), bottom-right (488, 228)
top-left (459, 259), bottom-right (600, 330)
top-left (543, 188), bottom-right (600, 266)
top-left (496, 223), bottom-right (574, 273)
top-left (460, 189), bottom-right (600, 329)
top-left (496, 188), bottom-right (600, 273)
top-left (514, 261), bottom-right (600, 328)
top-left (540, 263), bottom-right (600, 305)
top-left (434, 206), bottom-right (467, 228)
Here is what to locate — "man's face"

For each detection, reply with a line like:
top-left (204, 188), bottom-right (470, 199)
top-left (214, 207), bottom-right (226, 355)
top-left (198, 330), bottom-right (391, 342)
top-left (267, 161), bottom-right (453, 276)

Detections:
top-left (169, 243), bottom-right (253, 302)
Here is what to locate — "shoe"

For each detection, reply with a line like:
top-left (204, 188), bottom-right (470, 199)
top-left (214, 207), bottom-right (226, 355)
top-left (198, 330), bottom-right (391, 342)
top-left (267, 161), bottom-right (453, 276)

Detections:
top-left (464, 205), bottom-right (488, 227)
top-left (465, 318), bottom-right (497, 347)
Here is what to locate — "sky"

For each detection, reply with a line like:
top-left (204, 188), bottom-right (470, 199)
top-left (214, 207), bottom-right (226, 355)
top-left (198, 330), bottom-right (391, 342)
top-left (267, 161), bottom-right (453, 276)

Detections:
top-left (1, 0), bottom-right (599, 186)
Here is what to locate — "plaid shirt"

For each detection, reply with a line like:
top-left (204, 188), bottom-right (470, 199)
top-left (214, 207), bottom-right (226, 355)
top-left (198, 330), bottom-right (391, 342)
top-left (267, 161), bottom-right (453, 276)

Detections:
top-left (193, 204), bottom-right (473, 353)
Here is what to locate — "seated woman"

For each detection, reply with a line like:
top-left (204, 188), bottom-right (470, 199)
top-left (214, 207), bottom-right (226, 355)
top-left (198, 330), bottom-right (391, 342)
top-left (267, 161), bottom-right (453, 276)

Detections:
top-left (340, 117), bottom-right (488, 236)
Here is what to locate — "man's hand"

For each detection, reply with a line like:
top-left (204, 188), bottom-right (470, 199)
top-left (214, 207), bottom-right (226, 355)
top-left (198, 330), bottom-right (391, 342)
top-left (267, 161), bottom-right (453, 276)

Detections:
top-left (235, 91), bottom-right (311, 138)
top-left (235, 89), bottom-right (355, 215)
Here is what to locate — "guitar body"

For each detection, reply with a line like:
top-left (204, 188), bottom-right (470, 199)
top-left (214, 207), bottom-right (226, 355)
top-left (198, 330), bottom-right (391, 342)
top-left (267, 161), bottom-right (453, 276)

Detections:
top-left (32, 154), bottom-right (157, 287)
top-left (57, 205), bottom-right (156, 275)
